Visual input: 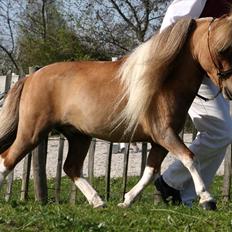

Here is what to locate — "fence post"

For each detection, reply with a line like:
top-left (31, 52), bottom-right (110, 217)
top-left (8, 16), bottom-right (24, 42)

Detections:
top-left (122, 143), bottom-right (130, 201)
top-left (105, 142), bottom-right (113, 201)
top-left (32, 138), bottom-right (48, 203)
top-left (88, 139), bottom-right (96, 185)
top-left (69, 182), bottom-right (77, 205)
top-left (5, 171), bottom-right (14, 202)
top-left (20, 153), bottom-right (32, 201)
top-left (140, 143), bottom-right (147, 178)
top-left (55, 135), bottom-right (65, 203)
top-left (222, 145), bottom-right (232, 201)
top-left (4, 70), bottom-right (12, 93)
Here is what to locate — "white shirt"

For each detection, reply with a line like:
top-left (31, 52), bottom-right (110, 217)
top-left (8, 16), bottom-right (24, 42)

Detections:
top-left (160, 0), bottom-right (207, 31)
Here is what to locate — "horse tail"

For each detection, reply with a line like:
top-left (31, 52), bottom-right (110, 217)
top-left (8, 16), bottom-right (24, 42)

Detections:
top-left (113, 18), bottom-right (195, 136)
top-left (0, 77), bottom-right (26, 153)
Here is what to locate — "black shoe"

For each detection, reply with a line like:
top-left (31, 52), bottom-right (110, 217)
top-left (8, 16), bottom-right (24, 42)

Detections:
top-left (154, 176), bottom-right (181, 205)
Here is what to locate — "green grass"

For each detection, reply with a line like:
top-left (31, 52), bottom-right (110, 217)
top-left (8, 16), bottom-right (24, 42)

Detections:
top-left (0, 176), bottom-right (231, 231)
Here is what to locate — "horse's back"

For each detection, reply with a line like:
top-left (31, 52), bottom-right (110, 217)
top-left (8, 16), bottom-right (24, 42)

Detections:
top-left (21, 61), bottom-right (123, 136)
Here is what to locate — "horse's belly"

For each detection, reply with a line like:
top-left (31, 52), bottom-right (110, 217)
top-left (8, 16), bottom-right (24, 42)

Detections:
top-left (78, 119), bottom-right (150, 143)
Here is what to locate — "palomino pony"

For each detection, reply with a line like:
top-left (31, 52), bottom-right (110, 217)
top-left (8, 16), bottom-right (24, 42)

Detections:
top-left (1, 15), bottom-right (232, 210)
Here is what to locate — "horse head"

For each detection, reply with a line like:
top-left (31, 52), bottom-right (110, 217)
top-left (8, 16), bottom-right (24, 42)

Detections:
top-left (195, 14), bottom-right (232, 99)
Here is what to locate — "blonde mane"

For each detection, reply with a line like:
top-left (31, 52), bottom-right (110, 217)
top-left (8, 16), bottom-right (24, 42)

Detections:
top-left (213, 14), bottom-right (232, 53)
top-left (113, 18), bottom-right (194, 136)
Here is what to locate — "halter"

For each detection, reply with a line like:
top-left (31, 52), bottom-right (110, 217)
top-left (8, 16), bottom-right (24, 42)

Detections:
top-left (197, 17), bottom-right (232, 101)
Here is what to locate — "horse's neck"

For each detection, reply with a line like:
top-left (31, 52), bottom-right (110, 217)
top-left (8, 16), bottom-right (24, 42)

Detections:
top-left (158, 51), bottom-right (204, 121)
top-left (189, 19), bottom-right (211, 83)
top-left (171, 49), bottom-right (204, 97)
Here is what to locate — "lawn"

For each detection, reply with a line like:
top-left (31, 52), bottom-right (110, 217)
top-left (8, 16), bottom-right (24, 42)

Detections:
top-left (0, 176), bottom-right (231, 231)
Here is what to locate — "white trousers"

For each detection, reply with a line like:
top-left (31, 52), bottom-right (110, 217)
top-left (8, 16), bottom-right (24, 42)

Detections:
top-left (163, 77), bottom-right (232, 205)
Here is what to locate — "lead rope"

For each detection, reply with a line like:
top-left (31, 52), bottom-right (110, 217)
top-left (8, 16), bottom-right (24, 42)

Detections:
top-left (196, 89), bottom-right (221, 102)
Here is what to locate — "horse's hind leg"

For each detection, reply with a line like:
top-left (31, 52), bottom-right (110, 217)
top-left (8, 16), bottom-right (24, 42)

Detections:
top-left (0, 115), bottom-right (50, 186)
top-left (63, 133), bottom-right (105, 208)
top-left (118, 143), bottom-right (167, 208)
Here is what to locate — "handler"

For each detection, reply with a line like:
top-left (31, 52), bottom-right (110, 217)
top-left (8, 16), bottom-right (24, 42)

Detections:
top-left (155, 0), bottom-right (232, 207)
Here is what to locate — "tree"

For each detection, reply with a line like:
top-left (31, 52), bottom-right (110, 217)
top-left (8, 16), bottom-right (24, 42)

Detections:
top-left (68, 0), bottom-right (171, 58)
top-left (17, 0), bottom-right (91, 72)
top-left (0, 0), bottom-right (24, 74)
top-left (0, 0), bottom-right (172, 73)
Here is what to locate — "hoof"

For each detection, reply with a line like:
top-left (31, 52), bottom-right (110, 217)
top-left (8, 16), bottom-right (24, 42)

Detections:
top-left (154, 176), bottom-right (181, 205)
top-left (117, 202), bottom-right (129, 208)
top-left (200, 200), bottom-right (217, 211)
top-left (93, 202), bottom-right (106, 209)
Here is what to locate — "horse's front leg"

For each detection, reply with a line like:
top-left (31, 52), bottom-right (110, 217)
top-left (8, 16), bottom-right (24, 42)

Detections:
top-left (118, 144), bottom-right (167, 208)
top-left (159, 128), bottom-right (216, 210)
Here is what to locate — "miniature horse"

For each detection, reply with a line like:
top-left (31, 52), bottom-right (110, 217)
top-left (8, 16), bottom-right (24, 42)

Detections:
top-left (1, 15), bottom-right (232, 210)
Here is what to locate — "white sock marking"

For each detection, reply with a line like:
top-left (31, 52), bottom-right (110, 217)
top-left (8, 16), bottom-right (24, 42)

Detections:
top-left (123, 166), bottom-right (154, 206)
top-left (0, 157), bottom-right (9, 186)
top-left (74, 177), bottom-right (104, 207)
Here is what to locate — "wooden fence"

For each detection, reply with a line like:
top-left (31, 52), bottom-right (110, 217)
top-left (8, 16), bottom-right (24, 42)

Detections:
top-left (0, 70), bottom-right (232, 204)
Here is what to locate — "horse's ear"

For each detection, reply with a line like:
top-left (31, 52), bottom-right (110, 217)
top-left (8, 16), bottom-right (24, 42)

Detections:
top-left (229, 14), bottom-right (232, 20)
top-left (227, 12), bottom-right (232, 22)
top-left (229, 4), bottom-right (232, 19)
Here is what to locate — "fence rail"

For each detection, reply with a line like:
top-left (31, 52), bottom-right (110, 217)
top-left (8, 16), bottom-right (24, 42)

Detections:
top-left (0, 71), bottom-right (231, 204)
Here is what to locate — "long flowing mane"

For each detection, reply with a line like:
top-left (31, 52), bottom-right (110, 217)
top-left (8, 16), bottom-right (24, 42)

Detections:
top-left (113, 18), bottom-right (195, 136)
top-left (212, 14), bottom-right (232, 53)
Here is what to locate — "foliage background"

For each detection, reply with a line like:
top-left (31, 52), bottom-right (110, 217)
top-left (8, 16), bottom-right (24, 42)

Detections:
top-left (0, 0), bottom-right (171, 74)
